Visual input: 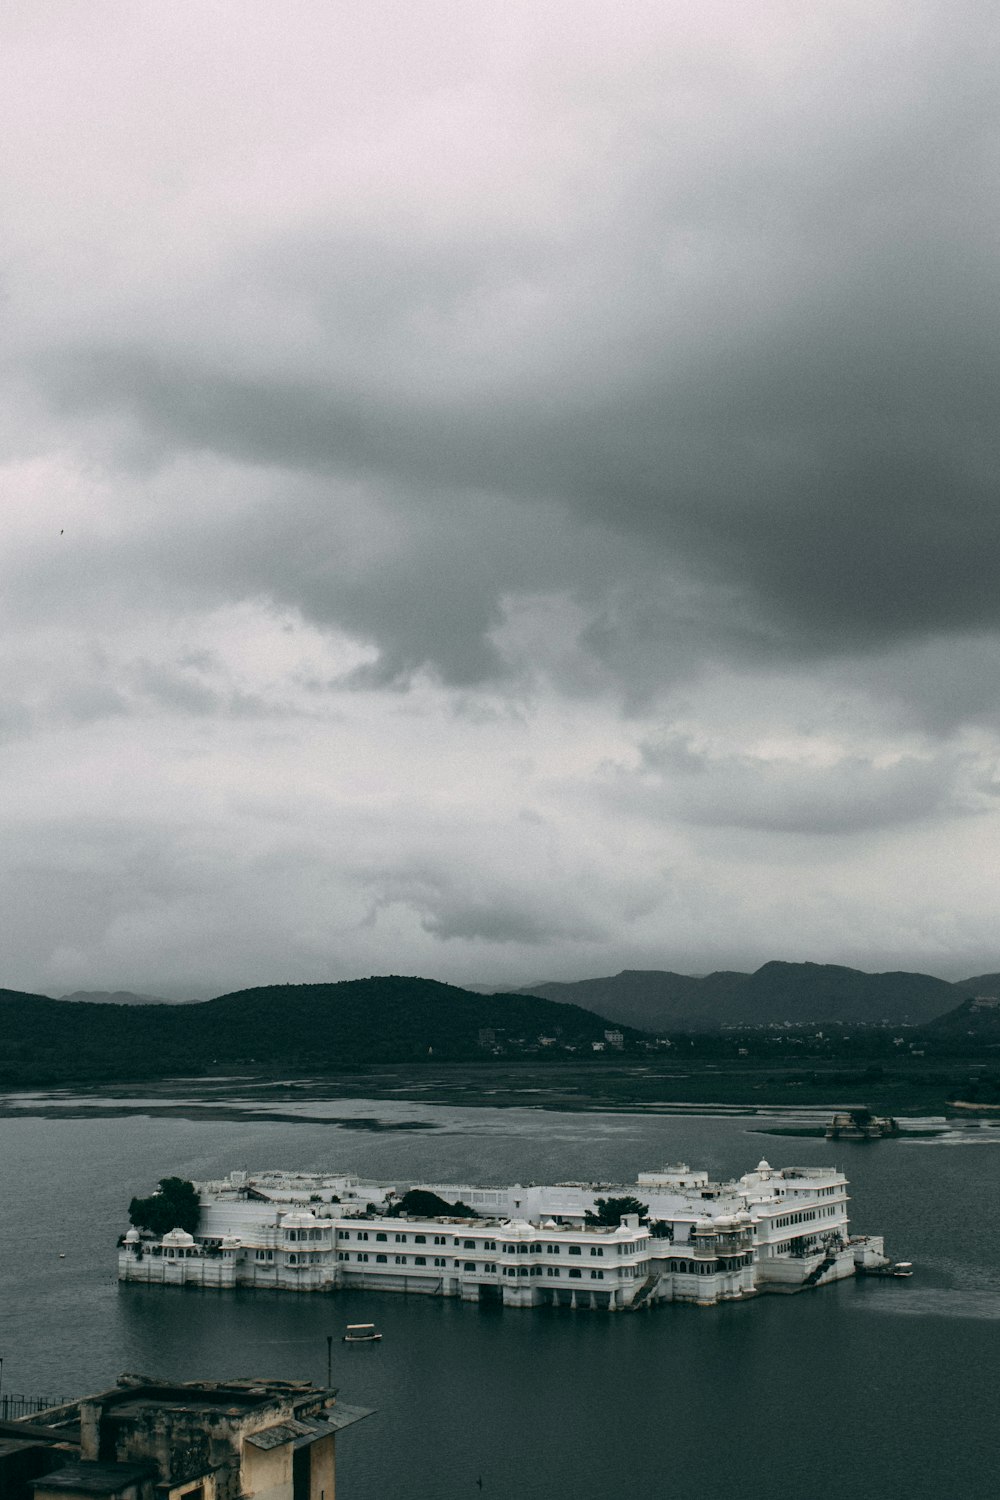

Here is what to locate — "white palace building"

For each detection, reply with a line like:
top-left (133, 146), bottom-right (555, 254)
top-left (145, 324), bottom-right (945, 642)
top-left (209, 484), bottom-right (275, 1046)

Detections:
top-left (118, 1160), bottom-right (891, 1310)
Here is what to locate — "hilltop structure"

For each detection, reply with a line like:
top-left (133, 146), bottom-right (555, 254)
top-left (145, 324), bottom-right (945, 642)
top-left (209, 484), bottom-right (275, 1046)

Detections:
top-left (119, 1159), bottom-right (891, 1309)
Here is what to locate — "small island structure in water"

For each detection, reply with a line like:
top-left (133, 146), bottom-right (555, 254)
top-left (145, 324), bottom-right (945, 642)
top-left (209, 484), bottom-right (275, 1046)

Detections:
top-left (118, 1158), bottom-right (901, 1309)
top-left (825, 1109), bottom-right (901, 1141)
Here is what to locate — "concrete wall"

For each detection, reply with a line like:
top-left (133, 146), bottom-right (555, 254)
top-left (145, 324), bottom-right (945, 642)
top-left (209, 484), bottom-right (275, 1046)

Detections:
top-left (310, 1435), bottom-right (336, 1500)
top-left (241, 1440), bottom-right (290, 1500)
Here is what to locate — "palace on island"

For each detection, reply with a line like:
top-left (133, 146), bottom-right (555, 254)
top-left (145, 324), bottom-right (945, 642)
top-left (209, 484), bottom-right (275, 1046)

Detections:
top-left (118, 1159), bottom-right (892, 1310)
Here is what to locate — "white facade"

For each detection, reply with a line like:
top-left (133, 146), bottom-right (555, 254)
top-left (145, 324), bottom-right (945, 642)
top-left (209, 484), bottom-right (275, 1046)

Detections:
top-left (119, 1159), bottom-right (887, 1309)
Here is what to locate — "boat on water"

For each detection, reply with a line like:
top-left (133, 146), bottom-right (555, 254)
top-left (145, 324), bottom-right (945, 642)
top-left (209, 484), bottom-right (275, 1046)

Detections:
top-left (860, 1260), bottom-right (914, 1279)
top-left (343, 1323), bottom-right (382, 1343)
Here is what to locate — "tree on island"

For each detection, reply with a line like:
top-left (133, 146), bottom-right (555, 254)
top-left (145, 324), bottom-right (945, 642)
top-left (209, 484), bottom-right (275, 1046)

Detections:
top-left (584, 1195), bottom-right (648, 1227)
top-left (387, 1189), bottom-right (479, 1219)
top-left (128, 1177), bottom-right (200, 1236)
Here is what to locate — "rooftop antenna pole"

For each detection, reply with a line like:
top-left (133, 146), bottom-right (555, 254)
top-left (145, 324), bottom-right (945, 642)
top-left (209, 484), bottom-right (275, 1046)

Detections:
top-left (326, 1335), bottom-right (332, 1389)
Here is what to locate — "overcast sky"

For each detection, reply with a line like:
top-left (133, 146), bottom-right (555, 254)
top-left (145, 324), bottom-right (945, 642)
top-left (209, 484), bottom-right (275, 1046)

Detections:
top-left (4, 1), bottom-right (1000, 999)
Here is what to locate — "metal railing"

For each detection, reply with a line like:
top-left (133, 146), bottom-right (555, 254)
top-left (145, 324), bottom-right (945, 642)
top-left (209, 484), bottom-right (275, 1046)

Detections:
top-left (0, 1393), bottom-right (69, 1421)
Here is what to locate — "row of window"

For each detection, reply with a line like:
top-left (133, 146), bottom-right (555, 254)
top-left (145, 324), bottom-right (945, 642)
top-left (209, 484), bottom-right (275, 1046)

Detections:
top-left (773, 1209), bottom-right (817, 1230)
top-left (333, 1254), bottom-right (638, 1281)
top-left (285, 1228), bottom-right (326, 1241)
top-left (504, 1267), bottom-right (607, 1280)
top-left (339, 1252), bottom-right (477, 1269)
top-left (335, 1229), bottom-right (643, 1255)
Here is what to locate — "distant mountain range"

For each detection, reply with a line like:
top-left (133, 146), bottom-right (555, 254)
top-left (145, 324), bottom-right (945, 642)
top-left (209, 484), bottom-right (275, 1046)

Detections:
top-left (3, 963), bottom-right (999, 1087)
top-left (58, 990), bottom-right (188, 1005)
top-left (516, 961), bottom-right (998, 1030)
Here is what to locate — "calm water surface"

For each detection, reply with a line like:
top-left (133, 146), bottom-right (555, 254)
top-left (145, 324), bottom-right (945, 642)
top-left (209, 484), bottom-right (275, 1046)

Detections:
top-left (1, 1096), bottom-right (998, 1499)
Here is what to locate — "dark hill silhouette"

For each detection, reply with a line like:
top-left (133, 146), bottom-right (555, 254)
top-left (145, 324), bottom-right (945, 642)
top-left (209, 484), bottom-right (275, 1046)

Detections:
top-left (950, 972), bottom-right (1000, 997)
top-left (927, 994), bottom-right (1000, 1038)
top-left (0, 976), bottom-right (635, 1085)
top-left (519, 961), bottom-right (956, 1029)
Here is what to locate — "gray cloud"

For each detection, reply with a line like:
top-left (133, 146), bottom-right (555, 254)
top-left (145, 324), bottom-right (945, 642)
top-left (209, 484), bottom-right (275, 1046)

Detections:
top-left (619, 736), bottom-right (967, 836)
top-left (5, 1), bottom-right (998, 716)
top-left (3, 2), bottom-right (1000, 992)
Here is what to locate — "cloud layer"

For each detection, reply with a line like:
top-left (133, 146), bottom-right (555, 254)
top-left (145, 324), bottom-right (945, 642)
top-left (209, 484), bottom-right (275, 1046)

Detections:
top-left (3, 1), bottom-right (1000, 995)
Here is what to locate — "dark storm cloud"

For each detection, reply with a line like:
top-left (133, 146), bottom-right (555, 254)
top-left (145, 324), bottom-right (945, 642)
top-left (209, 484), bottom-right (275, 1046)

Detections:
top-left (7, 0), bottom-right (1000, 996)
top-left (21, 19), bottom-right (1000, 718)
top-left (361, 863), bottom-right (605, 946)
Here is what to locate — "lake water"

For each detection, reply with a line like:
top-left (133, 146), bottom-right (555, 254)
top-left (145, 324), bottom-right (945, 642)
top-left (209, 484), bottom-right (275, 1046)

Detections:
top-left (1, 1094), bottom-right (998, 1499)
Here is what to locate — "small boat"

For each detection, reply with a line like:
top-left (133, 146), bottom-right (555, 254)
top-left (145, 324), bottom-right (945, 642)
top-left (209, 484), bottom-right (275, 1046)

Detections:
top-left (342, 1323), bottom-right (382, 1344)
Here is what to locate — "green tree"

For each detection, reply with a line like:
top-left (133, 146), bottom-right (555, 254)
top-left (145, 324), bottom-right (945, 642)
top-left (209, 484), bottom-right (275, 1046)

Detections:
top-left (128, 1177), bottom-right (200, 1236)
top-left (584, 1195), bottom-right (648, 1227)
top-left (387, 1189), bottom-right (479, 1219)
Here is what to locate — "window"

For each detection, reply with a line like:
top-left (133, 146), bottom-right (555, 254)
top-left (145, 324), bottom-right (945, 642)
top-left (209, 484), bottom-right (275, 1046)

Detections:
top-left (569, 1268), bottom-right (582, 1279)
top-left (484, 1239), bottom-right (496, 1251)
top-left (357, 1252), bottom-right (368, 1262)
top-left (589, 1247), bottom-right (604, 1257)
top-left (358, 1231), bottom-right (369, 1241)
top-left (434, 1235), bottom-right (446, 1245)
top-left (340, 1231), bottom-right (350, 1241)
top-left (376, 1232), bottom-right (388, 1242)
top-left (518, 1244), bottom-right (528, 1255)
top-left (484, 1263), bottom-right (495, 1273)
top-left (337, 1251), bottom-right (346, 1261)
top-left (395, 1255), bottom-right (407, 1265)
top-left (547, 1244), bottom-right (559, 1254)
top-left (376, 1253), bottom-right (388, 1263)
top-left (395, 1233), bottom-right (407, 1243)
top-left (288, 1254), bottom-right (297, 1264)
top-left (434, 1257), bottom-right (446, 1268)
top-left (505, 1267), bottom-right (516, 1277)
top-left (569, 1246), bottom-right (582, 1256)
top-left (463, 1239), bottom-right (476, 1249)
top-left (504, 1245), bottom-right (515, 1255)
top-left (518, 1266), bottom-right (529, 1277)
top-left (415, 1256), bottom-right (427, 1266)
top-left (464, 1261), bottom-right (477, 1272)
top-left (415, 1234), bottom-right (426, 1244)
top-left (546, 1266), bottom-right (558, 1277)
top-left (590, 1269), bottom-right (604, 1280)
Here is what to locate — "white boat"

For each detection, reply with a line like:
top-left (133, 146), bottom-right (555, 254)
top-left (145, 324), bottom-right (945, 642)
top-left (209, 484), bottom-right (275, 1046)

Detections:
top-left (342, 1323), bottom-right (382, 1343)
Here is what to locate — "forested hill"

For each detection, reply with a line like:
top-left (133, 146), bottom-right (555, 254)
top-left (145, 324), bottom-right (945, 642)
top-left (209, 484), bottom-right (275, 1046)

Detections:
top-left (0, 976), bottom-right (635, 1085)
top-left (520, 961), bottom-right (962, 1030)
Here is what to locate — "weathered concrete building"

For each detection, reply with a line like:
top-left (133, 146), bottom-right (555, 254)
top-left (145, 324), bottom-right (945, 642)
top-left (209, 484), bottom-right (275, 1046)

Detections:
top-left (0, 1375), bottom-right (371, 1500)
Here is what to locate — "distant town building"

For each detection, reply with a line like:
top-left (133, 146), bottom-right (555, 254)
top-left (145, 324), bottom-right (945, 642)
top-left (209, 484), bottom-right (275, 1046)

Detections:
top-left (477, 1028), bottom-right (496, 1048)
top-left (603, 1029), bottom-right (624, 1049)
top-left (0, 1375), bottom-right (371, 1500)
